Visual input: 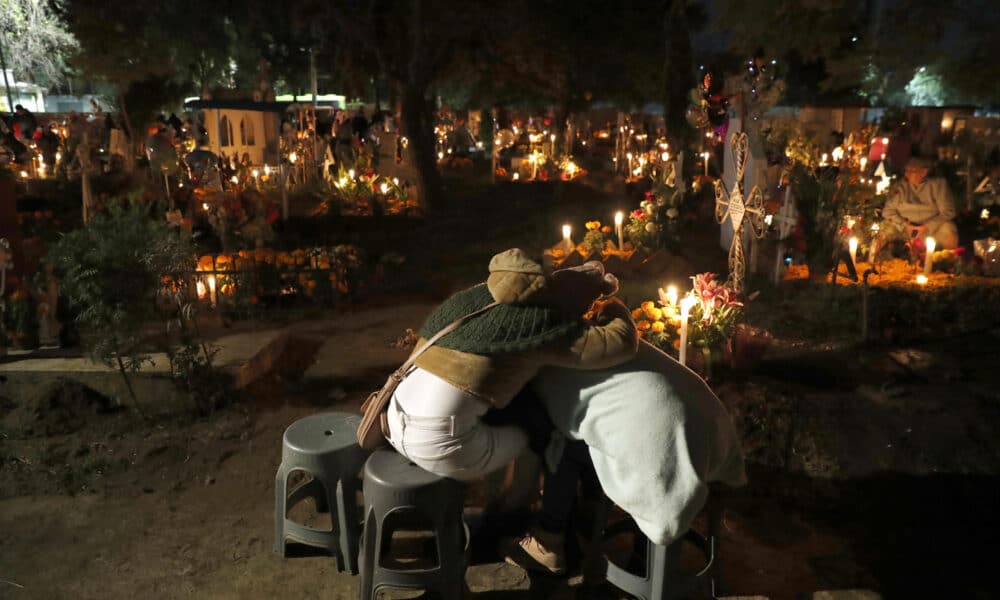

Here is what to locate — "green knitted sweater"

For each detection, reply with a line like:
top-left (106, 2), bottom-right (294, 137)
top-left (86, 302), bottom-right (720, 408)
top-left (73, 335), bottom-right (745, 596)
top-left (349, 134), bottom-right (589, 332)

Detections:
top-left (419, 284), bottom-right (583, 354)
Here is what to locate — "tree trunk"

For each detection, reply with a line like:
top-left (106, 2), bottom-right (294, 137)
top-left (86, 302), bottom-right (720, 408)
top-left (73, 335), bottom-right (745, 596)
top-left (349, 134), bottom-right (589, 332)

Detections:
top-left (401, 85), bottom-right (442, 213)
top-left (116, 86), bottom-right (136, 172)
top-left (663, 0), bottom-right (693, 151)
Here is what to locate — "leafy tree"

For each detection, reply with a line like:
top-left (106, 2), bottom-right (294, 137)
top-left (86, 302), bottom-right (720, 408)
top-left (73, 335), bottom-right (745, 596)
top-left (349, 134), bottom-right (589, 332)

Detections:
top-left (47, 197), bottom-right (196, 413)
top-left (715, 0), bottom-right (1000, 106)
top-left (0, 0), bottom-right (77, 90)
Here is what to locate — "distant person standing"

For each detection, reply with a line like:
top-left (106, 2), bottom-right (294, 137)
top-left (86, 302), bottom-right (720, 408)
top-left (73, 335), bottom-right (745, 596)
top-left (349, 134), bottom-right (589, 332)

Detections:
top-left (351, 107), bottom-right (368, 142)
top-left (12, 105), bottom-right (37, 138)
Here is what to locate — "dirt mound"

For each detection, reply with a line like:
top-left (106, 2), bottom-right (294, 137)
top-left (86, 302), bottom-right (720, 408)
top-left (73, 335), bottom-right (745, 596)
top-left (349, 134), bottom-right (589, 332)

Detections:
top-left (11, 378), bottom-right (122, 438)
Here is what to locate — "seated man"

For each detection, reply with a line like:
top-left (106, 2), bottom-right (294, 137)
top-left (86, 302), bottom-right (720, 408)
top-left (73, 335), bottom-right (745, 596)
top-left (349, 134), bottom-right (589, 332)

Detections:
top-left (882, 156), bottom-right (958, 249)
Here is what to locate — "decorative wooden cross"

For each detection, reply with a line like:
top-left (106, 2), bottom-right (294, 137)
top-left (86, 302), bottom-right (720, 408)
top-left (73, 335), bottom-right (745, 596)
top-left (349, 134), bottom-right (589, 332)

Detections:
top-left (714, 132), bottom-right (767, 294)
top-left (770, 182), bottom-right (798, 283)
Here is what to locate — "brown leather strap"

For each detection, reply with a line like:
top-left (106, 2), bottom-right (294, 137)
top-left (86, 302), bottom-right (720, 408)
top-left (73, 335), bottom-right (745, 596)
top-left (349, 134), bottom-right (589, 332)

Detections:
top-left (393, 300), bottom-right (500, 377)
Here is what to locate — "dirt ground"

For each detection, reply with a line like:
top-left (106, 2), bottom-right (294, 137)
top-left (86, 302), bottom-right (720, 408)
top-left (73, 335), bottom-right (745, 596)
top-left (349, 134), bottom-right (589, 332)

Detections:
top-left (4, 179), bottom-right (1000, 599)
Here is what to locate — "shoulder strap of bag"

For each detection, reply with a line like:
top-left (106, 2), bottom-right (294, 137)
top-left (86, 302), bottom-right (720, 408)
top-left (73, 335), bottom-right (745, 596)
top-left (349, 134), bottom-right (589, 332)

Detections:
top-left (394, 300), bottom-right (500, 377)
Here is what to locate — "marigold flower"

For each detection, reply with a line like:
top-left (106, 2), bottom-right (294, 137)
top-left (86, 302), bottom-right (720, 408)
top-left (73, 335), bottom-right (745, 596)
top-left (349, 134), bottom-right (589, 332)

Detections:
top-left (651, 321), bottom-right (666, 333)
top-left (643, 306), bottom-right (662, 321)
top-left (636, 320), bottom-right (652, 331)
top-left (641, 301), bottom-right (655, 311)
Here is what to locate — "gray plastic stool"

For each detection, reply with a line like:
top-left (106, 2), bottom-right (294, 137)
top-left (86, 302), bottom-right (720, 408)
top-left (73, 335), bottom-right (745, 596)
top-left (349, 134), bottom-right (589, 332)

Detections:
top-left (358, 448), bottom-right (467, 600)
top-left (584, 495), bottom-right (718, 600)
top-left (274, 412), bottom-right (367, 574)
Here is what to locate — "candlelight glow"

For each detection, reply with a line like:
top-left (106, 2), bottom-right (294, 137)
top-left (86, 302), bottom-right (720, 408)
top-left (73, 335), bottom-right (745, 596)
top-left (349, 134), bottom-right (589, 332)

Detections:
top-left (380, 182), bottom-right (389, 194)
top-left (196, 280), bottom-right (207, 299)
top-left (680, 294), bottom-right (697, 317)
top-left (982, 208), bottom-right (990, 220)
top-left (916, 274), bottom-right (928, 285)
top-left (666, 285), bottom-right (678, 307)
top-left (615, 211), bottom-right (623, 226)
top-left (562, 224), bottom-right (572, 241)
top-left (288, 152), bottom-right (297, 163)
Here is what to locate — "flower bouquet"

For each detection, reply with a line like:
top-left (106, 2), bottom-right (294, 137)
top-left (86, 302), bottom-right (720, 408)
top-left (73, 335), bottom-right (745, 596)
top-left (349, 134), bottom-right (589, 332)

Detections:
top-left (632, 273), bottom-right (744, 378)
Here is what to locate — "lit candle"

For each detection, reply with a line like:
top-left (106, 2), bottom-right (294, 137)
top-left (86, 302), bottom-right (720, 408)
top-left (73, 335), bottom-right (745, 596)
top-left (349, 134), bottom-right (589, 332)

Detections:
top-left (869, 223), bottom-right (880, 263)
top-left (562, 224), bottom-right (572, 250)
top-left (666, 285), bottom-right (678, 307)
top-left (614, 211), bottom-right (624, 252)
top-left (924, 237), bottom-right (936, 274)
top-left (550, 133), bottom-right (556, 156)
top-left (252, 168), bottom-right (260, 188)
top-left (860, 157), bottom-right (868, 171)
top-left (512, 172), bottom-right (520, 181)
top-left (702, 151), bottom-right (710, 176)
top-left (849, 237), bottom-right (858, 268)
top-left (196, 280), bottom-right (207, 299)
top-left (207, 275), bottom-right (217, 306)
top-left (916, 274), bottom-right (928, 285)
top-left (679, 295), bottom-right (697, 366)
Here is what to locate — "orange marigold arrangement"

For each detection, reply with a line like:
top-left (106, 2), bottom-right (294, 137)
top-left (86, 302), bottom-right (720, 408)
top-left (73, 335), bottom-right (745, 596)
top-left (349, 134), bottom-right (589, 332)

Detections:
top-left (632, 272), bottom-right (743, 358)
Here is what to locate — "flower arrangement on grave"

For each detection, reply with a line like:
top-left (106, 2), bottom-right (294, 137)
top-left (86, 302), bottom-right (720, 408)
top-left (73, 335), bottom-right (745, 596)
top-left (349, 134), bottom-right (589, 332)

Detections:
top-left (317, 166), bottom-right (415, 217)
top-left (789, 163), bottom-right (881, 277)
top-left (194, 244), bottom-right (365, 302)
top-left (16, 210), bottom-right (59, 241)
top-left (580, 221), bottom-right (615, 256)
top-left (631, 273), bottom-right (743, 364)
top-left (559, 157), bottom-right (586, 181)
top-left (625, 183), bottom-right (682, 252)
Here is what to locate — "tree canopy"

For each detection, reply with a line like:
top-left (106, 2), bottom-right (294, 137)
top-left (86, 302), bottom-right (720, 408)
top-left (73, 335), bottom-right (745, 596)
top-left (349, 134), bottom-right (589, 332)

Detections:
top-left (0, 0), bottom-right (77, 89)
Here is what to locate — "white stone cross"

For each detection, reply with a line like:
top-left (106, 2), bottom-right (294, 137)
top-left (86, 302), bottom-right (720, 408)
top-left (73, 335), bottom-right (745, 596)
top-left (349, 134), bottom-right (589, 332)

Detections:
top-left (714, 132), bottom-right (767, 294)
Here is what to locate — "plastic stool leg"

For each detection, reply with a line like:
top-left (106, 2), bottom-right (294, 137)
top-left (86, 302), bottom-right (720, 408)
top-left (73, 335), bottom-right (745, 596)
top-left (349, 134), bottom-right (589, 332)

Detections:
top-left (336, 477), bottom-right (362, 575)
top-left (358, 507), bottom-right (378, 600)
top-left (273, 466), bottom-right (287, 556)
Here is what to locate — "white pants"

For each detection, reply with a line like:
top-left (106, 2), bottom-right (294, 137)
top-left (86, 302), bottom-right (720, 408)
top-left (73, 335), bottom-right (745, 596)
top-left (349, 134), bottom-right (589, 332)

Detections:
top-left (385, 368), bottom-right (528, 481)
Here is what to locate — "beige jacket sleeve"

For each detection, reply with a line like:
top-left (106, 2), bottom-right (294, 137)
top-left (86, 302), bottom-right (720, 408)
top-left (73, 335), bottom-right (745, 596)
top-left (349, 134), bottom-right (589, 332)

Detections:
top-left (543, 299), bottom-right (639, 370)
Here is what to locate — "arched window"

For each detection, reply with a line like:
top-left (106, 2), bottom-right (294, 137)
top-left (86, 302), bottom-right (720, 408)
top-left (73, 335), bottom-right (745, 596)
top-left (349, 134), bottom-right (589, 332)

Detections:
top-left (219, 115), bottom-right (233, 147)
top-left (240, 117), bottom-right (256, 146)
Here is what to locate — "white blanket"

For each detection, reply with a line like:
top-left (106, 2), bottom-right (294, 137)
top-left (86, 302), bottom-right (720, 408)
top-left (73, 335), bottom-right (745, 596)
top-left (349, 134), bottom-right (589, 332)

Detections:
top-left (530, 341), bottom-right (747, 545)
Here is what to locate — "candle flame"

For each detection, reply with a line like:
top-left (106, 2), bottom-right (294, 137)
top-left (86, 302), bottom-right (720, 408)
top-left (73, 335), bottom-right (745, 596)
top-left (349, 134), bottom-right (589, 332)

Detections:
top-left (614, 211), bottom-right (623, 226)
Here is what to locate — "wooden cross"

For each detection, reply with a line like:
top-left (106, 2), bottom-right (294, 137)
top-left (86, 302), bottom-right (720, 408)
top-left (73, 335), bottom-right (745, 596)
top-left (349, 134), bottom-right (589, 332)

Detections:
top-left (770, 182), bottom-right (798, 283)
top-left (714, 132), bottom-right (767, 294)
